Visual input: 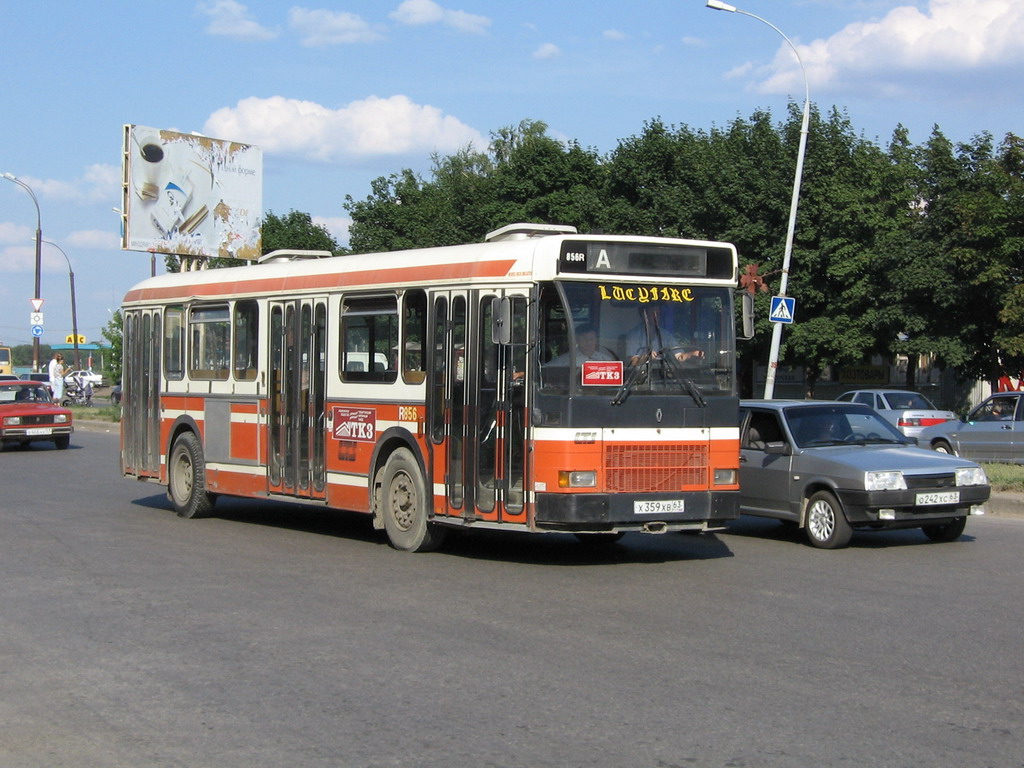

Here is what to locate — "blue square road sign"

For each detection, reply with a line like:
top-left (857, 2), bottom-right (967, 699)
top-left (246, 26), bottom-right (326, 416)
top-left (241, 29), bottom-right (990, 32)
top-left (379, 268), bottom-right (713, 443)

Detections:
top-left (769, 296), bottom-right (796, 324)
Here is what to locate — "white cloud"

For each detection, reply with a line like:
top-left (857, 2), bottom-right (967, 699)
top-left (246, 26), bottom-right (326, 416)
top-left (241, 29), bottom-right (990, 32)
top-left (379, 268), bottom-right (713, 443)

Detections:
top-left (67, 230), bottom-right (121, 250)
top-left (289, 8), bottom-right (384, 46)
top-left (603, 29), bottom-right (627, 41)
top-left (2, 165), bottom-right (119, 205)
top-left (313, 216), bottom-right (352, 247)
top-left (533, 43), bottom-right (561, 60)
top-left (197, 0), bottom-right (277, 41)
top-left (753, 0), bottom-right (1024, 95)
top-left (390, 0), bottom-right (490, 34)
top-left (204, 95), bottom-right (485, 162)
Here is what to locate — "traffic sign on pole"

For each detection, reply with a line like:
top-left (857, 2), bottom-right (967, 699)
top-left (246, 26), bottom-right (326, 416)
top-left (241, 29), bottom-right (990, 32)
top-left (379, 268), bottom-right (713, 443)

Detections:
top-left (769, 296), bottom-right (796, 324)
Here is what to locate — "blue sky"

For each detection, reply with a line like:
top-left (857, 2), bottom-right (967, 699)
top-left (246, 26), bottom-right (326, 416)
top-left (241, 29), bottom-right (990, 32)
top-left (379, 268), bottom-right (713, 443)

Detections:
top-left (2, 0), bottom-right (1022, 356)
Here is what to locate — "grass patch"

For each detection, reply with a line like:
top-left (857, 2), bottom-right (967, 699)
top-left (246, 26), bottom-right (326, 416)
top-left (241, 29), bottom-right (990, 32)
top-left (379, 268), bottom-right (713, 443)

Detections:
top-left (69, 405), bottom-right (121, 423)
top-left (981, 463), bottom-right (1024, 492)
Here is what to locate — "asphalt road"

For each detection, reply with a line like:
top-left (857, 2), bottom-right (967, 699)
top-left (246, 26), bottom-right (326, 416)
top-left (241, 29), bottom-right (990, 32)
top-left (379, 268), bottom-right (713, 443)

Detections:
top-left (2, 428), bottom-right (1023, 768)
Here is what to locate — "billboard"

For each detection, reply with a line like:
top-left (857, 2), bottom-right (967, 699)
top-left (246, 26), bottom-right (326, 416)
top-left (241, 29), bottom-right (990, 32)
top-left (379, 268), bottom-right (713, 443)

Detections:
top-left (121, 124), bottom-right (262, 260)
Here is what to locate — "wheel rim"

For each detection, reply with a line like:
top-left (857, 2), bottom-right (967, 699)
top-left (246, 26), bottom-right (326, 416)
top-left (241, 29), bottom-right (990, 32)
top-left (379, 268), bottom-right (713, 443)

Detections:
top-left (807, 499), bottom-right (835, 542)
top-left (388, 470), bottom-right (417, 532)
top-left (172, 449), bottom-right (194, 504)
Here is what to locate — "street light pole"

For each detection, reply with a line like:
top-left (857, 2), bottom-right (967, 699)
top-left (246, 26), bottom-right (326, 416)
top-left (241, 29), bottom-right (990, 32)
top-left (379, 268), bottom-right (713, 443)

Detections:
top-left (41, 239), bottom-right (81, 370)
top-left (704, 0), bottom-right (810, 399)
top-left (2, 172), bottom-right (44, 372)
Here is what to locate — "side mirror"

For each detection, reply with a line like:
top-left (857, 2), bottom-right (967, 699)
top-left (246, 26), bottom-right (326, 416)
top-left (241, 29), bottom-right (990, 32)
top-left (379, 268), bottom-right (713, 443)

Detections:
top-left (764, 440), bottom-right (790, 456)
top-left (740, 293), bottom-right (755, 340)
top-left (491, 296), bottom-right (512, 345)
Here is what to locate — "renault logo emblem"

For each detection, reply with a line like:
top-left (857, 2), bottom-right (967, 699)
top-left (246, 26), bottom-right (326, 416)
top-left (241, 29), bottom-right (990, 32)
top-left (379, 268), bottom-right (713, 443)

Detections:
top-left (656, 408), bottom-right (663, 423)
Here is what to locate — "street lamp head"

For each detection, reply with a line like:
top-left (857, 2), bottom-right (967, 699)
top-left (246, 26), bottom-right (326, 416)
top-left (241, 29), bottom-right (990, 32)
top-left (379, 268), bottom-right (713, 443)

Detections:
top-left (706, 0), bottom-right (738, 12)
top-left (2, 172), bottom-right (16, 181)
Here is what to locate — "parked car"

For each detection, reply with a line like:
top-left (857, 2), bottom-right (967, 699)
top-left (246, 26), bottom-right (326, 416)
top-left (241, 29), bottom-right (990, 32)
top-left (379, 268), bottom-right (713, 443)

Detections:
top-left (0, 381), bottom-right (73, 451)
top-left (739, 400), bottom-right (989, 548)
top-left (836, 389), bottom-right (955, 438)
top-left (64, 369), bottom-right (104, 387)
top-left (0, 373), bottom-right (20, 381)
top-left (19, 372), bottom-right (53, 394)
top-left (917, 391), bottom-right (1024, 463)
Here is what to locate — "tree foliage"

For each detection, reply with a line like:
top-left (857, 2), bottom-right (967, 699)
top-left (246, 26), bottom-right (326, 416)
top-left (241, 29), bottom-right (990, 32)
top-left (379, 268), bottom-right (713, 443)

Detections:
top-left (342, 111), bottom-right (1023, 388)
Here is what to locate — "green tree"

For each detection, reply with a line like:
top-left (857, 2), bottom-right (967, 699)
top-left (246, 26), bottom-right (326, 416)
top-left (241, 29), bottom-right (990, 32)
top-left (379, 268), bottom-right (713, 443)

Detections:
top-left (102, 309), bottom-right (123, 384)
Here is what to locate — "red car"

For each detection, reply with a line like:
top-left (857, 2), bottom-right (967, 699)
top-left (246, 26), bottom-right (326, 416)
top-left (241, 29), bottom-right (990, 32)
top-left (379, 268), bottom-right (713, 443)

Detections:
top-left (0, 381), bottom-right (73, 451)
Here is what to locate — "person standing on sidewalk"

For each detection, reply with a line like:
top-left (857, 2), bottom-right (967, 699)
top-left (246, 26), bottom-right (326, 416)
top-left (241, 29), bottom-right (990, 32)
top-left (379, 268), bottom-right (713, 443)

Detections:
top-left (48, 352), bottom-right (67, 401)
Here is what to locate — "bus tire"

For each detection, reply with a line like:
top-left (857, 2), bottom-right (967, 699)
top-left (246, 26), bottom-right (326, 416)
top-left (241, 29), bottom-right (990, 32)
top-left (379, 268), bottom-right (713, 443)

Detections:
top-left (168, 432), bottom-right (215, 519)
top-left (380, 448), bottom-right (445, 552)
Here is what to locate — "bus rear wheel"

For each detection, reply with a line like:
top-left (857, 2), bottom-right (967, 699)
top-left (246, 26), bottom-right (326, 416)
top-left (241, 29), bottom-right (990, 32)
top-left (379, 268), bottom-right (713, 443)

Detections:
top-left (168, 432), bottom-right (215, 519)
top-left (380, 448), bottom-right (446, 552)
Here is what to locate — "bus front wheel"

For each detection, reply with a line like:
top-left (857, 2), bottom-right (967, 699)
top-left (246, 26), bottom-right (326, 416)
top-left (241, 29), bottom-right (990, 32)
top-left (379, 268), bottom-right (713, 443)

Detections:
top-left (168, 432), bottom-right (215, 519)
top-left (380, 448), bottom-right (446, 552)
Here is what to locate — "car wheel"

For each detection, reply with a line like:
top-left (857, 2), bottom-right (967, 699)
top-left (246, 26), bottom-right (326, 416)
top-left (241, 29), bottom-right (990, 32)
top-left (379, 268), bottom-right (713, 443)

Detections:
top-left (932, 440), bottom-right (954, 455)
top-left (380, 448), bottom-right (446, 552)
top-left (54, 435), bottom-right (70, 450)
top-left (168, 432), bottom-right (215, 519)
top-left (804, 490), bottom-right (853, 549)
top-left (922, 516), bottom-right (967, 543)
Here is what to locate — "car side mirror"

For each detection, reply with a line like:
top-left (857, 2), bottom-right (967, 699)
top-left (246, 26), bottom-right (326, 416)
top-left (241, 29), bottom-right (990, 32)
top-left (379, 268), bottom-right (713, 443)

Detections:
top-left (764, 440), bottom-right (791, 456)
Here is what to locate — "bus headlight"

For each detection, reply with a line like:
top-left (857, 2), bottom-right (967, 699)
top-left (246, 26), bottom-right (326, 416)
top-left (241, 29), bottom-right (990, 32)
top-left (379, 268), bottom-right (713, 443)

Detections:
top-left (559, 470), bottom-right (597, 488)
top-left (713, 468), bottom-right (737, 485)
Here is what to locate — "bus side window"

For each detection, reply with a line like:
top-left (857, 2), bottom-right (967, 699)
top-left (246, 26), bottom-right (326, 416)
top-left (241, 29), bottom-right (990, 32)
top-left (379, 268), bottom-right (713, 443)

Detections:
top-left (402, 290), bottom-right (426, 384)
top-left (164, 306), bottom-right (184, 380)
top-left (233, 300), bottom-right (259, 381)
top-left (340, 296), bottom-right (398, 384)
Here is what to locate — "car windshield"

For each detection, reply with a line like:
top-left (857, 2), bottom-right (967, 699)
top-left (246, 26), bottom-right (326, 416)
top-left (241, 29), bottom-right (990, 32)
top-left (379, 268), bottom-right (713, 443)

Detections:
top-left (785, 404), bottom-right (909, 448)
top-left (882, 392), bottom-right (937, 410)
top-left (0, 385), bottom-right (52, 404)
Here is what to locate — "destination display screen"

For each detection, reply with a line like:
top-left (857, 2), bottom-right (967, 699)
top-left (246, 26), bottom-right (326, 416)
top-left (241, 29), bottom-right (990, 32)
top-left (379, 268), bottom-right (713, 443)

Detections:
top-left (558, 240), bottom-right (734, 280)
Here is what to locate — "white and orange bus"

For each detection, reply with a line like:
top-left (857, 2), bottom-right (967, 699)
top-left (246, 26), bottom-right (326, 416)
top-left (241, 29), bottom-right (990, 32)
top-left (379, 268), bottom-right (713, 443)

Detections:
top-left (121, 223), bottom-right (747, 551)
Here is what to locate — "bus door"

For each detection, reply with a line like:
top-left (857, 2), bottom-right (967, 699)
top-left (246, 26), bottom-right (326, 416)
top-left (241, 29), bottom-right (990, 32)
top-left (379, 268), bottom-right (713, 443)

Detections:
top-left (122, 309), bottom-right (162, 478)
top-left (429, 290), bottom-right (528, 523)
top-left (268, 299), bottom-right (328, 499)
top-left (474, 292), bottom-right (529, 523)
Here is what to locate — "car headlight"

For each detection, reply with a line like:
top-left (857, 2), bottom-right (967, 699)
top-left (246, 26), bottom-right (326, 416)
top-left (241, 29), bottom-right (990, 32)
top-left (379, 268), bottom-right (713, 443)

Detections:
top-left (3, 416), bottom-right (21, 426)
top-left (54, 414), bottom-right (69, 423)
top-left (955, 466), bottom-right (987, 486)
top-left (865, 470), bottom-right (907, 491)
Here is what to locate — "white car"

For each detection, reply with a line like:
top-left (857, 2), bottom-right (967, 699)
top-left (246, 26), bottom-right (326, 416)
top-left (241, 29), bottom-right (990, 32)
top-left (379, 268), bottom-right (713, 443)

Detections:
top-left (64, 369), bottom-right (104, 387)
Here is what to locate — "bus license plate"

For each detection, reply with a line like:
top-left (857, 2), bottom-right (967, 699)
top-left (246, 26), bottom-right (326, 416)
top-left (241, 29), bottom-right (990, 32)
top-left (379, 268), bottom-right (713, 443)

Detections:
top-left (634, 499), bottom-right (685, 515)
top-left (916, 491), bottom-right (960, 506)
top-left (26, 427), bottom-right (52, 436)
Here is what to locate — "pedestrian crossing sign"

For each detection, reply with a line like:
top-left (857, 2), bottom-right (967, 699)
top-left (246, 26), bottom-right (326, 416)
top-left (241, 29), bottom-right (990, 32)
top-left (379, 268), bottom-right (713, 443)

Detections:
top-left (769, 295), bottom-right (796, 324)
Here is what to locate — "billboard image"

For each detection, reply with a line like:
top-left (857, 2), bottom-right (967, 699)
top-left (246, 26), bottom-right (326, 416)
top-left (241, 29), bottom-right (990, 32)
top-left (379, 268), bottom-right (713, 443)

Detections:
top-left (122, 124), bottom-right (262, 260)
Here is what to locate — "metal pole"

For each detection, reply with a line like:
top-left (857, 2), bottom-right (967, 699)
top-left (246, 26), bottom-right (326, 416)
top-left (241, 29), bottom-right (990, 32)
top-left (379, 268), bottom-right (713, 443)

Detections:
top-left (41, 239), bottom-right (81, 369)
top-left (704, 1), bottom-right (810, 398)
top-left (2, 173), bottom-right (43, 371)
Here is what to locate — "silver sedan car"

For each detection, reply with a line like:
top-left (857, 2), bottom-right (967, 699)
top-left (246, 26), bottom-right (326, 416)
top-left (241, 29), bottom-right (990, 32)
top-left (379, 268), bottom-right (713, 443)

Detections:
top-left (740, 400), bottom-right (990, 549)
top-left (918, 391), bottom-right (1024, 463)
top-left (836, 389), bottom-right (954, 438)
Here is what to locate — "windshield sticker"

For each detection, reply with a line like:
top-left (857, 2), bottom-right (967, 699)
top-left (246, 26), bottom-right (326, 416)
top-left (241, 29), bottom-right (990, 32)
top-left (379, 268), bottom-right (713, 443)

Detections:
top-left (582, 360), bottom-right (624, 387)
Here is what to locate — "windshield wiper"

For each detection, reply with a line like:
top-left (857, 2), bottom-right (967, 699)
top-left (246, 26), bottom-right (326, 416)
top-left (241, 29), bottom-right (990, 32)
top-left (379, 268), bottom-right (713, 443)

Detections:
top-left (612, 351), bottom-right (650, 405)
top-left (662, 349), bottom-right (706, 407)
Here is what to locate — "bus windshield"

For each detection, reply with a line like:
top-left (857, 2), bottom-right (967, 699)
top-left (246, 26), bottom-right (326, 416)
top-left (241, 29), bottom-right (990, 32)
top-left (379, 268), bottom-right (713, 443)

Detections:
top-left (538, 281), bottom-right (735, 397)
